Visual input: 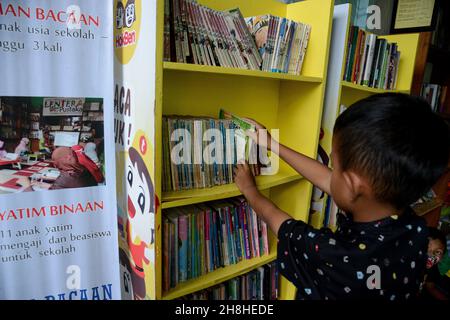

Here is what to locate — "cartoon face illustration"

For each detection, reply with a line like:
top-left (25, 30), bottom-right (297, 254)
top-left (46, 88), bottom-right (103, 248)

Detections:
top-left (125, 0), bottom-right (136, 28)
top-left (116, 1), bottom-right (125, 29)
top-left (126, 146), bottom-right (155, 247)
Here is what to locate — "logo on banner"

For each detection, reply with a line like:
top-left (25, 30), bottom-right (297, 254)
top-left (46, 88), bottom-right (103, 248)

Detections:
top-left (114, 0), bottom-right (141, 64)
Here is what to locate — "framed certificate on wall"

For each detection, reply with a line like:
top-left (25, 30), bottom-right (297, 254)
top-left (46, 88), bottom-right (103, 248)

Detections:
top-left (390, 0), bottom-right (439, 34)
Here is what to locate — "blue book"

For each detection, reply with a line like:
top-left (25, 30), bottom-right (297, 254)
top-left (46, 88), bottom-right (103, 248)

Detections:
top-left (232, 205), bottom-right (242, 261)
top-left (272, 17), bottom-right (287, 73)
top-left (177, 212), bottom-right (188, 282)
top-left (283, 21), bottom-right (296, 73)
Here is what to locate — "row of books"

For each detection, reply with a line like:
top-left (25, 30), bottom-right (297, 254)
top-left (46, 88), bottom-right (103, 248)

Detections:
top-left (343, 26), bottom-right (401, 90)
top-left (245, 15), bottom-right (311, 74)
top-left (163, 0), bottom-right (311, 75)
top-left (162, 111), bottom-right (261, 192)
top-left (163, 197), bottom-right (270, 292)
top-left (181, 262), bottom-right (279, 300)
top-left (421, 84), bottom-right (448, 113)
top-left (164, 0), bottom-right (262, 70)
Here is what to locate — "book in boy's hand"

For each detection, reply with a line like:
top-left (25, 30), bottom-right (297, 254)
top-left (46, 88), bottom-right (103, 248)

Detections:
top-left (219, 109), bottom-right (261, 176)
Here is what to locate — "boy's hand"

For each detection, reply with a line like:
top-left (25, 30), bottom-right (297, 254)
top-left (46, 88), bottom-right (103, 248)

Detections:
top-left (242, 118), bottom-right (277, 151)
top-left (233, 161), bottom-right (257, 196)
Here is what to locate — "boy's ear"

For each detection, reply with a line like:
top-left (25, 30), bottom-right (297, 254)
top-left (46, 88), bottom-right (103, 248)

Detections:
top-left (342, 170), bottom-right (369, 202)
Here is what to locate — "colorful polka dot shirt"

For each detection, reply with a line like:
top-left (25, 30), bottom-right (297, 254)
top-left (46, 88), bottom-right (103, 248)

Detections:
top-left (277, 208), bottom-right (428, 300)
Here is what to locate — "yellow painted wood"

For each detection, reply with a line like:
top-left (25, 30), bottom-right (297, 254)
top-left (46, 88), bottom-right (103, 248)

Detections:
top-left (162, 171), bottom-right (303, 208)
top-left (341, 81), bottom-right (410, 94)
top-left (287, 0), bottom-right (335, 78)
top-left (157, 0), bottom-right (335, 300)
top-left (162, 235), bottom-right (277, 300)
top-left (164, 62), bottom-right (323, 83)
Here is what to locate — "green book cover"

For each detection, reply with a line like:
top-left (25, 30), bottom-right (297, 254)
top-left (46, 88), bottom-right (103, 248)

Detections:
top-left (219, 109), bottom-right (262, 172)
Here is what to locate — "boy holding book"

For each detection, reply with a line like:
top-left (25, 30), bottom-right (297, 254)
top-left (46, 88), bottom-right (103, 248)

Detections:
top-left (233, 93), bottom-right (449, 300)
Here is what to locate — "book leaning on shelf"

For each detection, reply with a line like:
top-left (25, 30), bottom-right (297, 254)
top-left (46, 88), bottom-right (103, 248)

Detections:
top-left (162, 110), bottom-right (262, 192)
top-left (180, 261), bottom-right (279, 300)
top-left (162, 197), bottom-right (270, 292)
top-left (245, 14), bottom-right (311, 75)
top-left (164, 0), bottom-right (261, 70)
top-left (343, 26), bottom-right (401, 90)
top-left (163, 0), bottom-right (311, 75)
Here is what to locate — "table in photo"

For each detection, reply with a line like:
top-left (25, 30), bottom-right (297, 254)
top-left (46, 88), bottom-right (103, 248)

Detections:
top-left (0, 158), bottom-right (21, 168)
top-left (0, 163), bottom-right (60, 193)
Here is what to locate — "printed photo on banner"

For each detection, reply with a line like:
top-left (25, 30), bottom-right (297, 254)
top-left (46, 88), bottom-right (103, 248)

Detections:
top-left (0, 96), bottom-right (105, 194)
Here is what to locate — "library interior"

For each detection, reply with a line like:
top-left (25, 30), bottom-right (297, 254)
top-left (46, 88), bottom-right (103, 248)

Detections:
top-left (1, 0), bottom-right (449, 302)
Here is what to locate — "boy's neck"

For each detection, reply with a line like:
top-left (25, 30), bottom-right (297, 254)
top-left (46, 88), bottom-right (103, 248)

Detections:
top-left (350, 198), bottom-right (401, 223)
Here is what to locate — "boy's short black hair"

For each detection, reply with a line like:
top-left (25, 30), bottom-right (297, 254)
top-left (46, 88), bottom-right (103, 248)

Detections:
top-left (333, 93), bottom-right (449, 210)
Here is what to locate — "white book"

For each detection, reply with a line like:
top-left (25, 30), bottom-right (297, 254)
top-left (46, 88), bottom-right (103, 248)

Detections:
top-left (362, 34), bottom-right (377, 86)
top-left (357, 31), bottom-right (370, 85)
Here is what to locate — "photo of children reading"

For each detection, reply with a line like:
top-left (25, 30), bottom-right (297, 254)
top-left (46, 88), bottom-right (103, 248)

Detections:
top-left (0, 96), bottom-right (105, 194)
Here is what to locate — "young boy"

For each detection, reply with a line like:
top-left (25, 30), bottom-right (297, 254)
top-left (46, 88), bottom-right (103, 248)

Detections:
top-left (233, 93), bottom-right (449, 300)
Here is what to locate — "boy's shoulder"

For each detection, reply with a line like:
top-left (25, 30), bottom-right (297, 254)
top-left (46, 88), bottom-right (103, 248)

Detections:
top-left (277, 209), bottom-right (429, 299)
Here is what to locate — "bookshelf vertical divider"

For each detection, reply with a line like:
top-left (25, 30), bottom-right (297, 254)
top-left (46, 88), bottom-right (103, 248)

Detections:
top-left (155, 0), bottom-right (334, 300)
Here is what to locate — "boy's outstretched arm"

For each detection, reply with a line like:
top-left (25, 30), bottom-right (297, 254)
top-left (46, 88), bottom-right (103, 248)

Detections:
top-left (234, 162), bottom-right (291, 235)
top-left (277, 143), bottom-right (332, 195)
top-left (244, 118), bottom-right (332, 195)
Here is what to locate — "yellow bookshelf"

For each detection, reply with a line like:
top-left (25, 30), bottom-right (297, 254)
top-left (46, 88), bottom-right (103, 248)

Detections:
top-left (310, 4), bottom-right (420, 230)
top-left (162, 236), bottom-right (277, 300)
top-left (162, 171), bottom-right (303, 209)
top-left (155, 0), bottom-right (334, 300)
top-left (164, 62), bottom-right (323, 83)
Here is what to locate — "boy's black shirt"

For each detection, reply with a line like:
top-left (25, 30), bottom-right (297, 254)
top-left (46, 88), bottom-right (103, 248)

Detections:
top-left (277, 208), bottom-right (428, 300)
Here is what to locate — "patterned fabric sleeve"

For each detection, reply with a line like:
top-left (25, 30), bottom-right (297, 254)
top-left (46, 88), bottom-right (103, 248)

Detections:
top-left (277, 218), bottom-right (334, 299)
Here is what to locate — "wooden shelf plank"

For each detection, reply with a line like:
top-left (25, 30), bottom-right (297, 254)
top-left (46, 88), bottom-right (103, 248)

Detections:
top-left (162, 170), bottom-right (302, 209)
top-left (341, 81), bottom-right (410, 94)
top-left (164, 62), bottom-right (323, 83)
top-left (162, 243), bottom-right (277, 300)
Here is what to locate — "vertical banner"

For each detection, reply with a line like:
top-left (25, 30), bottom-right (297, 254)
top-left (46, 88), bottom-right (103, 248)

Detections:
top-left (0, 1), bottom-right (120, 299)
top-left (114, 0), bottom-right (158, 299)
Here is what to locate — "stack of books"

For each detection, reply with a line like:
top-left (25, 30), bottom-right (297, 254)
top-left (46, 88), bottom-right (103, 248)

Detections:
top-left (164, 0), bottom-right (311, 75)
top-left (343, 26), bottom-right (401, 90)
top-left (421, 83), bottom-right (448, 113)
top-left (162, 110), bottom-right (261, 192)
top-left (181, 262), bottom-right (279, 300)
top-left (163, 197), bottom-right (270, 292)
top-left (245, 15), bottom-right (311, 74)
top-left (164, 0), bottom-right (261, 70)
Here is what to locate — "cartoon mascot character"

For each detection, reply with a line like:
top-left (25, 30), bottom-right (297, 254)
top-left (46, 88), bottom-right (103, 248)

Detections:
top-left (122, 130), bottom-right (159, 300)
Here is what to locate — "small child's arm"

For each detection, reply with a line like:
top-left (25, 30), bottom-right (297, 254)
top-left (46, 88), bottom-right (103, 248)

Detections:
top-left (243, 118), bottom-right (332, 195)
top-left (234, 162), bottom-right (291, 235)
